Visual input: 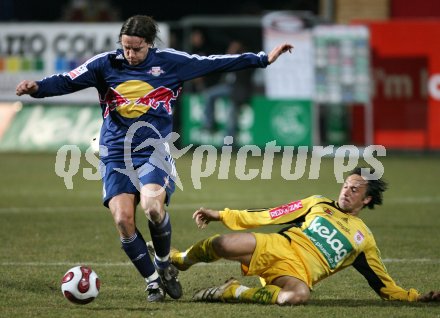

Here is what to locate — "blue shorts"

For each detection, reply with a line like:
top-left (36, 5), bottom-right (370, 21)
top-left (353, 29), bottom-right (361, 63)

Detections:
top-left (100, 158), bottom-right (176, 208)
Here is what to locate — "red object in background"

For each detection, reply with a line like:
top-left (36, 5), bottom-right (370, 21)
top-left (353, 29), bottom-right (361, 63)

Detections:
top-left (391, 0), bottom-right (440, 18)
top-left (352, 20), bottom-right (440, 150)
top-left (371, 55), bottom-right (428, 149)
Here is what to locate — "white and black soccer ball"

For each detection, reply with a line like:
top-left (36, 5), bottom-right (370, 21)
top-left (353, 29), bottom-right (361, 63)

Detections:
top-left (61, 266), bottom-right (100, 304)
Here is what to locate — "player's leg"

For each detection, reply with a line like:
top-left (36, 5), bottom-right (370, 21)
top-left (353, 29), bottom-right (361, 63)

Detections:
top-left (138, 153), bottom-right (176, 263)
top-left (230, 233), bottom-right (310, 305)
top-left (193, 275), bottom-right (309, 305)
top-left (103, 162), bottom-right (164, 302)
top-left (193, 232), bottom-right (310, 305)
top-left (271, 275), bottom-right (310, 305)
top-left (141, 183), bottom-right (170, 257)
top-left (140, 182), bottom-right (182, 299)
top-left (108, 194), bottom-right (165, 302)
top-left (170, 232), bottom-right (256, 270)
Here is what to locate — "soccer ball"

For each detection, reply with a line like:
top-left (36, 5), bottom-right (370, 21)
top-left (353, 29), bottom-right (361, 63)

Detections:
top-left (61, 266), bottom-right (100, 304)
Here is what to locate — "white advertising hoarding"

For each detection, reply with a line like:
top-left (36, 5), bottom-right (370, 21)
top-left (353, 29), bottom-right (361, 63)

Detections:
top-left (262, 11), bottom-right (314, 99)
top-left (313, 25), bottom-right (370, 104)
top-left (0, 22), bottom-right (169, 103)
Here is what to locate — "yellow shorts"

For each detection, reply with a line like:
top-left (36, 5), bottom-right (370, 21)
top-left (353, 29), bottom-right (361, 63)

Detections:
top-left (242, 232), bottom-right (311, 287)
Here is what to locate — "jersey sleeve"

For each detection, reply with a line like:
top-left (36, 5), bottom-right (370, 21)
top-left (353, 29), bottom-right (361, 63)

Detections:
top-left (32, 54), bottom-right (102, 98)
top-left (219, 195), bottom-right (328, 230)
top-left (352, 244), bottom-right (420, 301)
top-left (169, 49), bottom-right (269, 82)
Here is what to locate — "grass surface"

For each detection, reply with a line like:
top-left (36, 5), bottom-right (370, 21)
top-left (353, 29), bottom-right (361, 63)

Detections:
top-left (1, 151), bottom-right (440, 317)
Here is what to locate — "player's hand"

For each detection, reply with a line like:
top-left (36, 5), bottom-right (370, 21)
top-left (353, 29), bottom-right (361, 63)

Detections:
top-left (193, 208), bottom-right (220, 229)
top-left (268, 43), bottom-right (293, 64)
top-left (16, 80), bottom-right (39, 96)
top-left (418, 291), bottom-right (440, 302)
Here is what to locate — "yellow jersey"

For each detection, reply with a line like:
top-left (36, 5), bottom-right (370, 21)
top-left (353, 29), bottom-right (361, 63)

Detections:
top-left (219, 195), bottom-right (420, 302)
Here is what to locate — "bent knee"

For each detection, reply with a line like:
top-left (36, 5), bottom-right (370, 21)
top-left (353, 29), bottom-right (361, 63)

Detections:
top-left (142, 199), bottom-right (164, 223)
top-left (212, 233), bottom-right (255, 258)
top-left (212, 234), bottom-right (241, 257)
top-left (277, 288), bottom-right (310, 305)
top-left (212, 235), bottom-right (228, 256)
top-left (145, 207), bottom-right (163, 223)
top-left (112, 210), bottom-right (135, 236)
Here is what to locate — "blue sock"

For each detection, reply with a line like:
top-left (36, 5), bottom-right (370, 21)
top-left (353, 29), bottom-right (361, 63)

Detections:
top-left (121, 229), bottom-right (157, 281)
top-left (148, 212), bottom-right (172, 269)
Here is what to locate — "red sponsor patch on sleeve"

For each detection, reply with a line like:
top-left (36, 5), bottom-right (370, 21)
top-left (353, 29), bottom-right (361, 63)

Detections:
top-left (269, 200), bottom-right (303, 219)
top-left (67, 65), bottom-right (88, 80)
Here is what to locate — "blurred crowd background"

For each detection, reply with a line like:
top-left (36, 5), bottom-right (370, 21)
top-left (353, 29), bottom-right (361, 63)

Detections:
top-left (1, 0), bottom-right (440, 152)
top-left (0, 0), bottom-right (319, 22)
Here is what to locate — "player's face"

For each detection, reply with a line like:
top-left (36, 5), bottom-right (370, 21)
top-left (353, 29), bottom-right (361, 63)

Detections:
top-left (120, 35), bottom-right (149, 66)
top-left (338, 174), bottom-right (371, 215)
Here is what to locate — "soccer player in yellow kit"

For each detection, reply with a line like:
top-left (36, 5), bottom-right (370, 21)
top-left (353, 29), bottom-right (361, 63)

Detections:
top-left (169, 167), bottom-right (440, 305)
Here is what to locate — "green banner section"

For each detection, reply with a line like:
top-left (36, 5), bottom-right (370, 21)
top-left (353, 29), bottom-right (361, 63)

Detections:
top-left (1, 97), bottom-right (312, 152)
top-left (180, 94), bottom-right (312, 147)
top-left (0, 104), bottom-right (102, 151)
top-left (303, 217), bottom-right (353, 269)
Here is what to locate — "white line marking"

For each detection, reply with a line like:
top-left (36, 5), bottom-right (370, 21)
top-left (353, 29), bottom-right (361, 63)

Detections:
top-left (1, 259), bottom-right (439, 267)
top-left (1, 196), bottom-right (440, 214)
top-left (387, 196), bottom-right (440, 204)
top-left (0, 203), bottom-right (205, 213)
top-left (0, 201), bottom-right (249, 213)
top-left (382, 258), bottom-right (439, 263)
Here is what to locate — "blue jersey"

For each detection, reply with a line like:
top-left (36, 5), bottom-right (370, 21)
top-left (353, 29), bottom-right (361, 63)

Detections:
top-left (32, 48), bottom-right (269, 163)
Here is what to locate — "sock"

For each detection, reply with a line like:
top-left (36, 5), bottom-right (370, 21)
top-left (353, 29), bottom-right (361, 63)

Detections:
top-left (171, 234), bottom-right (221, 269)
top-left (121, 229), bottom-right (157, 281)
top-left (148, 212), bottom-right (172, 269)
top-left (222, 284), bottom-right (281, 304)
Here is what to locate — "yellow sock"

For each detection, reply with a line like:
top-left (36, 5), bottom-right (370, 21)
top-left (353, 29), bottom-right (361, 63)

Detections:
top-left (222, 284), bottom-right (280, 304)
top-left (171, 234), bottom-right (221, 270)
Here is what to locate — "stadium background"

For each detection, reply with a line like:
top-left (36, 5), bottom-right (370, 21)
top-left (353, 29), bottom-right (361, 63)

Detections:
top-left (2, 0), bottom-right (440, 150)
top-left (1, 1), bottom-right (440, 317)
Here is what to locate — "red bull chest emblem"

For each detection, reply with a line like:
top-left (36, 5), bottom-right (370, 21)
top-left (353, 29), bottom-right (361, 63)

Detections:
top-left (135, 86), bottom-right (180, 114)
top-left (101, 80), bottom-right (180, 118)
top-left (147, 66), bottom-right (165, 77)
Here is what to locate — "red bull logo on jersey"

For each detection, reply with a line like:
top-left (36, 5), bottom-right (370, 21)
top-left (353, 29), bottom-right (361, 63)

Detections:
top-left (102, 87), bottom-right (131, 117)
top-left (269, 200), bottom-right (302, 219)
top-left (101, 80), bottom-right (180, 118)
top-left (135, 86), bottom-right (181, 115)
top-left (147, 66), bottom-right (165, 77)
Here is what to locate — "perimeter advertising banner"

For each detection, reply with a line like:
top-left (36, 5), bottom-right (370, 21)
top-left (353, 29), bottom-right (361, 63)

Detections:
top-left (0, 22), bottom-right (169, 104)
top-left (0, 104), bottom-right (101, 151)
top-left (313, 25), bottom-right (370, 105)
top-left (262, 11), bottom-right (314, 99)
top-left (0, 102), bottom-right (21, 138)
top-left (353, 20), bottom-right (440, 150)
top-left (180, 94), bottom-right (312, 147)
top-left (0, 98), bottom-right (312, 151)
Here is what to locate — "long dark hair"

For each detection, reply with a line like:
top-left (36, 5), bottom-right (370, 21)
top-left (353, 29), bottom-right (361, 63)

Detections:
top-left (119, 15), bottom-right (159, 46)
top-left (350, 167), bottom-right (388, 210)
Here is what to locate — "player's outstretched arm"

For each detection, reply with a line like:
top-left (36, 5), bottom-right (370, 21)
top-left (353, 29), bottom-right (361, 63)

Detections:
top-left (193, 208), bottom-right (220, 229)
top-left (418, 291), bottom-right (440, 302)
top-left (16, 80), bottom-right (39, 96)
top-left (268, 43), bottom-right (294, 64)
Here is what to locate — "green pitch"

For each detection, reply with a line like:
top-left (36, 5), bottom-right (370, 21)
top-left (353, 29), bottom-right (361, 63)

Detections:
top-left (1, 152), bottom-right (439, 317)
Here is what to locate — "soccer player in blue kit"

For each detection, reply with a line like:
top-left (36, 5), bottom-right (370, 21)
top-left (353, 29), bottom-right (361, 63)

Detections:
top-left (15, 15), bottom-right (293, 302)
